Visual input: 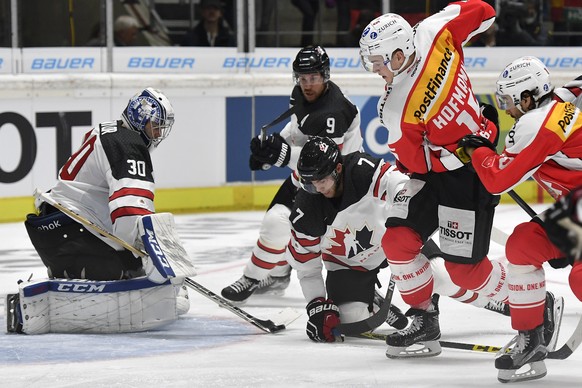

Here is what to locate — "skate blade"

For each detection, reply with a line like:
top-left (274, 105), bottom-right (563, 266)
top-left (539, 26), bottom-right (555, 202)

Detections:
top-left (255, 289), bottom-right (286, 296)
top-left (497, 361), bottom-right (547, 383)
top-left (385, 341), bottom-right (442, 359)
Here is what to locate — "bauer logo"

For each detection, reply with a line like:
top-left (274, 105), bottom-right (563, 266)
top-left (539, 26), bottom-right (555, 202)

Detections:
top-left (223, 56), bottom-right (291, 69)
top-left (30, 57), bottom-right (95, 70)
top-left (127, 57), bottom-right (195, 69)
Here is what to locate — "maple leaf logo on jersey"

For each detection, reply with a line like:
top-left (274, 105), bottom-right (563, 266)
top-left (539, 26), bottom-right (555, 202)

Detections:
top-left (327, 225), bottom-right (374, 258)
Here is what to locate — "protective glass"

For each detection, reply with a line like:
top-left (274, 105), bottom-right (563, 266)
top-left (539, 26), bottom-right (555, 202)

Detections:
top-left (494, 92), bottom-right (516, 110)
top-left (300, 173), bottom-right (336, 195)
top-left (294, 73), bottom-right (325, 86)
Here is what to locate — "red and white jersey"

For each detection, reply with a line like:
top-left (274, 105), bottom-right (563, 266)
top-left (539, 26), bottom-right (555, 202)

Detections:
top-left (281, 80), bottom-right (363, 171)
top-left (554, 75), bottom-right (582, 108)
top-left (45, 121), bottom-right (155, 249)
top-left (285, 152), bottom-right (408, 301)
top-left (377, 0), bottom-right (496, 174)
top-left (471, 100), bottom-right (582, 200)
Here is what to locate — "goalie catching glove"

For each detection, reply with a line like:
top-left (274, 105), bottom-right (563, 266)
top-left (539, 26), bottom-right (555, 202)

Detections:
top-left (250, 133), bottom-right (291, 168)
top-left (455, 134), bottom-right (496, 164)
top-left (306, 297), bottom-right (341, 342)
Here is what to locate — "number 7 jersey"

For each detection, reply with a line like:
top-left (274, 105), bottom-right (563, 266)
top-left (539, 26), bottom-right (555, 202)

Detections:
top-left (46, 121), bottom-right (155, 249)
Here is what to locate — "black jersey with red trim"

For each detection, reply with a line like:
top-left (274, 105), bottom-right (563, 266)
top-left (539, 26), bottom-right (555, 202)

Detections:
top-left (46, 120), bottom-right (155, 250)
top-left (281, 80), bottom-right (363, 170)
top-left (286, 152), bottom-right (408, 301)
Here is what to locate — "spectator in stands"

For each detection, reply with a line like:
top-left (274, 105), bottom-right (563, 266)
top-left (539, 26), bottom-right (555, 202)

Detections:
top-left (85, 15), bottom-right (140, 47)
top-left (496, 0), bottom-right (551, 46)
top-left (291, 0), bottom-right (320, 47)
top-left (472, 22), bottom-right (498, 47)
top-left (181, 0), bottom-right (235, 47)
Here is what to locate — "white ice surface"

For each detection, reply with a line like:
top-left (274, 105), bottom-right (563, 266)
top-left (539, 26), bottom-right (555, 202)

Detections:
top-left (0, 204), bottom-right (580, 387)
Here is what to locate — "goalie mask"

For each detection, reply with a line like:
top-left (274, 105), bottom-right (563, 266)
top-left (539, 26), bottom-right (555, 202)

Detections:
top-left (297, 136), bottom-right (342, 195)
top-left (359, 13), bottom-right (415, 84)
top-left (495, 56), bottom-right (553, 113)
top-left (292, 45), bottom-right (330, 85)
top-left (122, 87), bottom-right (175, 150)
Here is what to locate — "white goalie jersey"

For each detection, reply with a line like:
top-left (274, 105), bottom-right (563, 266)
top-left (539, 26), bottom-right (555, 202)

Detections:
top-left (286, 152), bottom-right (408, 301)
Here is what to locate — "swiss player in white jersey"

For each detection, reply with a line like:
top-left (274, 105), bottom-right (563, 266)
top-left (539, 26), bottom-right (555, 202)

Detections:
top-left (458, 57), bottom-right (582, 382)
top-left (357, 1), bottom-right (544, 359)
top-left (9, 88), bottom-right (190, 335)
top-left (287, 137), bottom-right (512, 343)
top-left (221, 46), bottom-right (363, 302)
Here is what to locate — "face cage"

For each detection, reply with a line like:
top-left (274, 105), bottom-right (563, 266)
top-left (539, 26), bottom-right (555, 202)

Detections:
top-left (147, 115), bottom-right (175, 147)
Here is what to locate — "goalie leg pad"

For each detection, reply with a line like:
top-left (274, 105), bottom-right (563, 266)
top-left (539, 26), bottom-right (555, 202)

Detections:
top-left (138, 213), bottom-right (197, 283)
top-left (16, 277), bottom-right (179, 334)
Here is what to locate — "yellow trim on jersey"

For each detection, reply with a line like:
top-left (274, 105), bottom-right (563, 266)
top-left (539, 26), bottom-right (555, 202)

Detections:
top-left (406, 30), bottom-right (460, 124)
top-left (543, 102), bottom-right (582, 141)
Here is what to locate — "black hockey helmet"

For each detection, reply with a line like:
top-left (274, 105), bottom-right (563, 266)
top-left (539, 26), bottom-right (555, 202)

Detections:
top-left (292, 45), bottom-right (330, 83)
top-left (297, 136), bottom-right (342, 194)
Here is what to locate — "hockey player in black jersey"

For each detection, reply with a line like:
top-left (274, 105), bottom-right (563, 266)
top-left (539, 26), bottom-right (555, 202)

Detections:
top-left (287, 137), bottom-right (511, 343)
top-left (221, 45), bottom-right (363, 302)
top-left (7, 88), bottom-right (191, 335)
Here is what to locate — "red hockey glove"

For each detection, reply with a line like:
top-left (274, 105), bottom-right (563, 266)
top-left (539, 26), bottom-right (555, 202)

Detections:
top-left (305, 297), bottom-right (341, 342)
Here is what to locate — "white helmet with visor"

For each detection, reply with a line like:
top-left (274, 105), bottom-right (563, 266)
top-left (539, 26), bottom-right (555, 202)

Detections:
top-left (495, 56), bottom-right (552, 112)
top-left (359, 13), bottom-right (415, 84)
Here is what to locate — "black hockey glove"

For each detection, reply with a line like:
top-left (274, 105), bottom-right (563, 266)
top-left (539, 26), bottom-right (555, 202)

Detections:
top-left (305, 297), bottom-right (341, 342)
top-left (249, 155), bottom-right (266, 171)
top-left (544, 186), bottom-right (582, 262)
top-left (455, 134), bottom-right (496, 164)
top-left (250, 133), bottom-right (291, 168)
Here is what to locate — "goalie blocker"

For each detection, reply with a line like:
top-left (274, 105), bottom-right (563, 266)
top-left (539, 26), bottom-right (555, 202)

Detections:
top-left (6, 277), bottom-right (189, 334)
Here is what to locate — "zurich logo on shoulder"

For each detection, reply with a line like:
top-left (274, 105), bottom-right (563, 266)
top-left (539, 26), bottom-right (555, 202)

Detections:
top-left (370, 32), bottom-right (378, 39)
top-left (362, 27), bottom-right (370, 37)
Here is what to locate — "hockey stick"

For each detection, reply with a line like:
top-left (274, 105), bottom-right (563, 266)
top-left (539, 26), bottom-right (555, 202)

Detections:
top-left (336, 275), bottom-right (396, 335)
top-left (36, 192), bottom-right (289, 334)
top-left (547, 314), bottom-right (582, 360)
top-left (353, 331), bottom-right (505, 353)
top-left (508, 189), bottom-right (538, 218)
top-left (259, 105), bottom-right (296, 144)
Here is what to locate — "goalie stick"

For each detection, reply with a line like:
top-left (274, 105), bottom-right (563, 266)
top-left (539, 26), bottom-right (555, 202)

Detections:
top-left (508, 189), bottom-right (538, 218)
top-left (36, 191), bottom-right (291, 334)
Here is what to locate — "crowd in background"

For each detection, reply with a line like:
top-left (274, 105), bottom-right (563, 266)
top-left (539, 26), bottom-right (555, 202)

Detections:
top-left (0, 0), bottom-right (580, 48)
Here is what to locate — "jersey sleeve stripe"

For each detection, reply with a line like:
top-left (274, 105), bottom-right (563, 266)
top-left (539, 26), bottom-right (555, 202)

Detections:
top-left (373, 163), bottom-right (392, 198)
top-left (257, 240), bottom-right (286, 254)
top-left (111, 207), bottom-right (153, 223)
top-left (109, 188), bottom-right (154, 201)
top-left (291, 229), bottom-right (320, 247)
top-left (287, 242), bottom-right (319, 263)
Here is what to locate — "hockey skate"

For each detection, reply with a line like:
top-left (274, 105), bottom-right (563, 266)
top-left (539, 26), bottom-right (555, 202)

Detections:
top-left (484, 299), bottom-right (510, 316)
top-left (385, 294), bottom-right (441, 358)
top-left (495, 324), bottom-right (547, 383)
top-left (221, 275), bottom-right (260, 302)
top-left (543, 291), bottom-right (564, 351)
top-left (5, 293), bottom-right (23, 334)
top-left (255, 273), bottom-right (291, 296)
